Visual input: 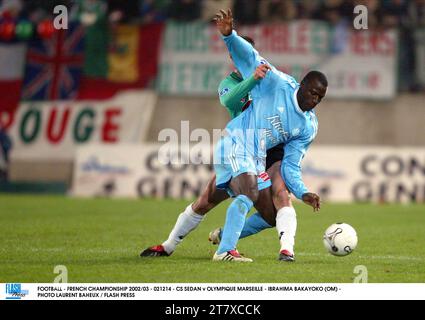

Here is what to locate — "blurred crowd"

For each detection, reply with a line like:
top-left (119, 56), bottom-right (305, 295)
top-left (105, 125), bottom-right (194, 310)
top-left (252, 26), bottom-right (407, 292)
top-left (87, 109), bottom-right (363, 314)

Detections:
top-left (1, 0), bottom-right (424, 91)
top-left (0, 0), bottom-right (424, 28)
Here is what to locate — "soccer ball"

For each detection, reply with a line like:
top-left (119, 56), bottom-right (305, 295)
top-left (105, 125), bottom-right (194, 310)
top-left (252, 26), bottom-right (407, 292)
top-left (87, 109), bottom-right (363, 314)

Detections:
top-left (323, 223), bottom-right (358, 256)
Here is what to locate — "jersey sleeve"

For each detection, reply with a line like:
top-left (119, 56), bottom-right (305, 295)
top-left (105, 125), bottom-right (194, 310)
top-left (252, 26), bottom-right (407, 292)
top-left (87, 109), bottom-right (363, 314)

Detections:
top-left (281, 136), bottom-right (312, 200)
top-left (222, 31), bottom-right (298, 95)
top-left (219, 75), bottom-right (257, 109)
top-left (222, 31), bottom-right (262, 80)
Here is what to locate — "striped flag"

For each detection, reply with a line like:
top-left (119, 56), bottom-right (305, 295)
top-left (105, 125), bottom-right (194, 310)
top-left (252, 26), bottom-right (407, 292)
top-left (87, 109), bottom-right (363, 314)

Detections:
top-left (0, 41), bottom-right (26, 123)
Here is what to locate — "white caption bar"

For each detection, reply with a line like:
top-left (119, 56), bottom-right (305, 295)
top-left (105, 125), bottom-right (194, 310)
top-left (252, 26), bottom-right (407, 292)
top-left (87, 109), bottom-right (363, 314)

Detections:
top-left (1, 283), bottom-right (424, 300)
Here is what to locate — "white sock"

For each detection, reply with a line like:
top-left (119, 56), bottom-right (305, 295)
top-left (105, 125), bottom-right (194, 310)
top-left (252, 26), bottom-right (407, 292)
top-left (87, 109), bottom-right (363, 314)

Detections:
top-left (276, 207), bottom-right (297, 255)
top-left (162, 203), bottom-right (204, 254)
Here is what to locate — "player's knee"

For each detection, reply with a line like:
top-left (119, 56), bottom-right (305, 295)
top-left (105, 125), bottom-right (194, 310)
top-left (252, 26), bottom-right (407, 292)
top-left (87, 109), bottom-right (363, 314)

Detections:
top-left (237, 188), bottom-right (258, 203)
top-left (230, 174), bottom-right (259, 203)
top-left (244, 187), bottom-right (259, 203)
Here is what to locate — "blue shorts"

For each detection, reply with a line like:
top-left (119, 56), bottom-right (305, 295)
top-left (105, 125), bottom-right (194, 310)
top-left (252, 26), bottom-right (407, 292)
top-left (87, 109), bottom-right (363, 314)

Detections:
top-left (214, 135), bottom-right (271, 197)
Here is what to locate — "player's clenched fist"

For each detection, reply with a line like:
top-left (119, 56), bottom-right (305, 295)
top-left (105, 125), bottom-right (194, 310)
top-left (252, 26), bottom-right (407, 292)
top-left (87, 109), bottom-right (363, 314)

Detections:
top-left (254, 64), bottom-right (271, 80)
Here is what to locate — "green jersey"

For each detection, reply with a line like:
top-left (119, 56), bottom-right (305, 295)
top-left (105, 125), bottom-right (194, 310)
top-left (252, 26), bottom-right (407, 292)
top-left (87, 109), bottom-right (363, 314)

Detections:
top-left (218, 71), bottom-right (258, 119)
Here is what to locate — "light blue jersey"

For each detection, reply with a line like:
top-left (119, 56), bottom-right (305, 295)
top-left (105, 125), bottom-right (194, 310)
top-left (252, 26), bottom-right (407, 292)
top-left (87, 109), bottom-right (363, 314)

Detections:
top-left (217, 31), bottom-right (319, 200)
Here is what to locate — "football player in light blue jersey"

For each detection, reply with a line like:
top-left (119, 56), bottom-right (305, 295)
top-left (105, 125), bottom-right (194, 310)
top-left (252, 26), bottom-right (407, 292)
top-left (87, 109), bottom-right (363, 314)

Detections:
top-left (213, 9), bottom-right (327, 262)
top-left (140, 36), bottom-right (294, 263)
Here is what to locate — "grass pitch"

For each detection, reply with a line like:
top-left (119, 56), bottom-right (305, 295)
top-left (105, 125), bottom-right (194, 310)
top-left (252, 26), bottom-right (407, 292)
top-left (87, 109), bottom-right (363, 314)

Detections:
top-left (0, 194), bottom-right (424, 283)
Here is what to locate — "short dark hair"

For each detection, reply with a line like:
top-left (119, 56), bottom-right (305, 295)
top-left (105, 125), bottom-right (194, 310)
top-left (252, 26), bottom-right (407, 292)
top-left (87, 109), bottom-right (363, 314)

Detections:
top-left (302, 71), bottom-right (328, 87)
top-left (241, 35), bottom-right (255, 47)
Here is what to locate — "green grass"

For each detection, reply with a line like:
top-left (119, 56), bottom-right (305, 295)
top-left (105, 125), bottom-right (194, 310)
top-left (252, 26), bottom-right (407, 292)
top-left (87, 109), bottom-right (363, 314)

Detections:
top-left (0, 194), bottom-right (424, 283)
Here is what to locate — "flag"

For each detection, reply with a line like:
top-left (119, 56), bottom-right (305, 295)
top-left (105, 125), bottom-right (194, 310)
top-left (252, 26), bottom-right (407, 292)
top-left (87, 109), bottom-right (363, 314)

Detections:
top-left (0, 42), bottom-right (26, 127)
top-left (21, 23), bottom-right (85, 101)
top-left (83, 18), bottom-right (109, 78)
top-left (78, 23), bottom-right (164, 100)
top-left (108, 25), bottom-right (140, 82)
top-left (0, 42), bottom-right (27, 80)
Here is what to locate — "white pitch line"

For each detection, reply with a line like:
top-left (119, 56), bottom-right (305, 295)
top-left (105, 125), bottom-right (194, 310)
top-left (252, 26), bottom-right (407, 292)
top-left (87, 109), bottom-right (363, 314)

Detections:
top-left (296, 252), bottom-right (425, 262)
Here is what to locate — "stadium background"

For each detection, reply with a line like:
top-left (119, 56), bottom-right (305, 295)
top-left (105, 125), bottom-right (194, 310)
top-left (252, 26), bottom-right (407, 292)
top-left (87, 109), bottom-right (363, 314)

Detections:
top-left (0, 0), bottom-right (424, 283)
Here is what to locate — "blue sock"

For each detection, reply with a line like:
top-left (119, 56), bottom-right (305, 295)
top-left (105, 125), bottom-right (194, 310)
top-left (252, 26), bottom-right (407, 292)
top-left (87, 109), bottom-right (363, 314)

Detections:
top-left (218, 212), bottom-right (272, 240)
top-left (239, 212), bottom-right (272, 239)
top-left (217, 195), bottom-right (253, 254)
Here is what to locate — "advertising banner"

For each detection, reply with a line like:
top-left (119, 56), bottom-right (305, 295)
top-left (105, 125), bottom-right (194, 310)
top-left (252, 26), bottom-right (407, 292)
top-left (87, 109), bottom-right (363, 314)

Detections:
top-left (158, 21), bottom-right (398, 99)
top-left (72, 144), bottom-right (425, 203)
top-left (8, 91), bottom-right (156, 161)
top-left (303, 146), bottom-right (425, 203)
top-left (72, 144), bottom-right (213, 198)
